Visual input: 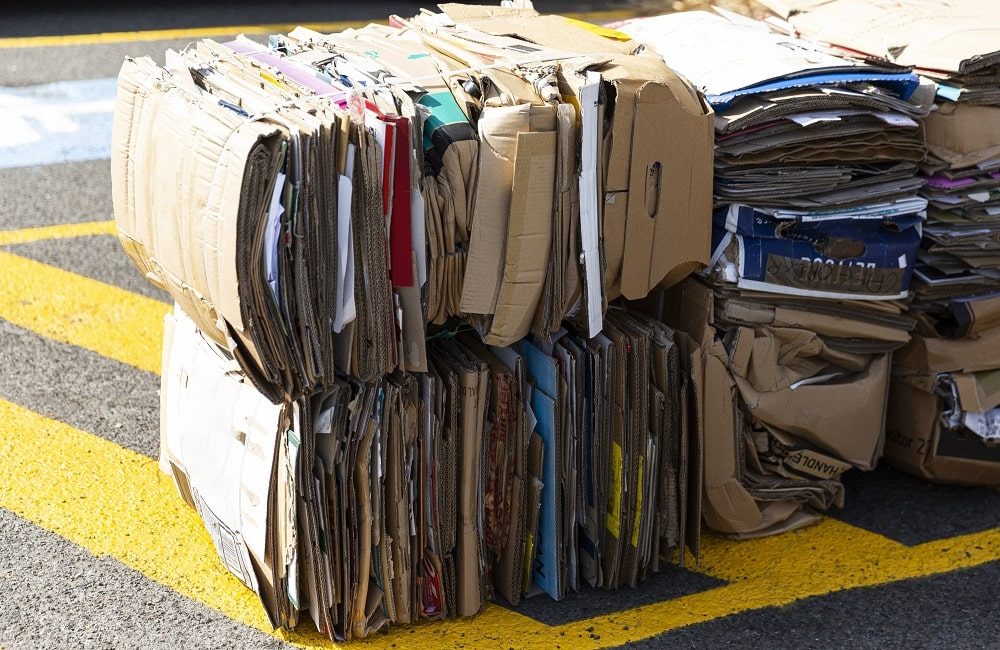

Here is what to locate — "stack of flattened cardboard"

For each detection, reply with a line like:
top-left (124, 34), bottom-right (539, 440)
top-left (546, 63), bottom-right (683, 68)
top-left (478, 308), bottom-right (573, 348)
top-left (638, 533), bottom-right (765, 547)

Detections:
top-left (160, 304), bottom-right (701, 639)
top-left (762, 0), bottom-right (1000, 485)
top-left (113, 3), bottom-right (715, 641)
top-left (618, 10), bottom-right (932, 537)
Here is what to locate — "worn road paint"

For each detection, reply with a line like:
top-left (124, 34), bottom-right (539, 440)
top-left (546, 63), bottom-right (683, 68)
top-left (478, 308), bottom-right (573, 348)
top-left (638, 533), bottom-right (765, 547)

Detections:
top-left (0, 11), bottom-right (635, 49)
top-left (0, 220), bottom-right (116, 246)
top-left (0, 78), bottom-right (116, 169)
top-left (0, 251), bottom-right (166, 373)
top-left (1, 396), bottom-right (997, 650)
top-left (1, 232), bottom-right (998, 647)
top-left (0, 397), bottom-right (548, 650)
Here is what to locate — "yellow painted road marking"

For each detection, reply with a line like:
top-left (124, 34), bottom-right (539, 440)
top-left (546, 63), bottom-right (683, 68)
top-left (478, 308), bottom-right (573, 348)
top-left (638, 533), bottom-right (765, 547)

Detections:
top-left (0, 220), bottom-right (116, 246)
top-left (0, 11), bottom-right (636, 50)
top-left (0, 251), bottom-right (166, 374)
top-left (0, 397), bottom-right (548, 649)
top-left (1, 372), bottom-right (999, 649)
top-left (554, 520), bottom-right (1000, 647)
top-left (0, 241), bottom-right (997, 646)
top-left (1, 394), bottom-right (997, 649)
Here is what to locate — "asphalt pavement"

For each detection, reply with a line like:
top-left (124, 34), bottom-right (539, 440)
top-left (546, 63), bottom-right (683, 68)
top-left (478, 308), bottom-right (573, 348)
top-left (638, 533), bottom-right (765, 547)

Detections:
top-left (0, 3), bottom-right (998, 649)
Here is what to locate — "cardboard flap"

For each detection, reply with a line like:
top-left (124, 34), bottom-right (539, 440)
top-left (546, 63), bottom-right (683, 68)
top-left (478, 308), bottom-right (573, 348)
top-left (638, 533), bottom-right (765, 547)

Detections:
top-left (953, 370), bottom-right (1000, 414)
top-left (703, 480), bottom-right (764, 533)
top-left (486, 129), bottom-right (557, 345)
top-left (701, 344), bottom-right (768, 533)
top-left (620, 81), bottom-right (713, 299)
top-left (896, 327), bottom-right (1000, 374)
top-left (735, 354), bottom-right (890, 469)
top-left (461, 104), bottom-right (533, 315)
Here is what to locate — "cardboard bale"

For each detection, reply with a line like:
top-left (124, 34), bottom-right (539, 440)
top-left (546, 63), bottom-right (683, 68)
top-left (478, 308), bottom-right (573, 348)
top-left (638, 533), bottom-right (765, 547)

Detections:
top-left (760, 0), bottom-right (1000, 348)
top-left (659, 278), bottom-right (898, 538)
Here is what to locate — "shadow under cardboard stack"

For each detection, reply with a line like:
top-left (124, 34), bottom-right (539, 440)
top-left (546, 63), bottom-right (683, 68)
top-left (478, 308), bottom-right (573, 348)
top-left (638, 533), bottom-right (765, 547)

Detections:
top-left (761, 0), bottom-right (1000, 485)
top-left (618, 10), bottom-right (931, 537)
top-left (112, 3), bottom-right (716, 642)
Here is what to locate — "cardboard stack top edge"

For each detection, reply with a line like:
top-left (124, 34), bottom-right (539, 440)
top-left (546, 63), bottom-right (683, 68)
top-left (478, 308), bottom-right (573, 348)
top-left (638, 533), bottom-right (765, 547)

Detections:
top-left (110, 1), bottom-right (1000, 643)
top-left (758, 0), bottom-right (1000, 485)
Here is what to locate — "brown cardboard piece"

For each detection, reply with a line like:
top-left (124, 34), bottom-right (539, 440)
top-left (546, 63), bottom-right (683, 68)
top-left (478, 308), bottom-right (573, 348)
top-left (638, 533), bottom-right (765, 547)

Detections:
top-left (727, 328), bottom-right (890, 470)
top-left (461, 104), bottom-right (556, 320)
top-left (895, 328), bottom-right (1000, 374)
top-left (925, 103), bottom-right (1000, 164)
top-left (886, 373), bottom-right (1000, 486)
top-left (485, 129), bottom-right (557, 345)
top-left (762, 0), bottom-right (1000, 75)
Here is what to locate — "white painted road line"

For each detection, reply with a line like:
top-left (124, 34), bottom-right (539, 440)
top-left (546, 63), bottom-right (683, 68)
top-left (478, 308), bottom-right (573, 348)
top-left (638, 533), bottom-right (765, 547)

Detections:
top-left (0, 78), bottom-right (115, 169)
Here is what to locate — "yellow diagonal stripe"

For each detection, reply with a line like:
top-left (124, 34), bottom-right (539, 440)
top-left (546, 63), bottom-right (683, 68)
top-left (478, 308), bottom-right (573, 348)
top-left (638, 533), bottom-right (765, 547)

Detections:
top-left (2, 386), bottom-right (997, 649)
top-left (0, 251), bottom-right (166, 374)
top-left (0, 220), bottom-right (116, 246)
top-left (0, 247), bottom-right (997, 647)
top-left (553, 520), bottom-right (1000, 647)
top-left (0, 397), bottom-right (548, 649)
top-left (0, 11), bottom-right (635, 50)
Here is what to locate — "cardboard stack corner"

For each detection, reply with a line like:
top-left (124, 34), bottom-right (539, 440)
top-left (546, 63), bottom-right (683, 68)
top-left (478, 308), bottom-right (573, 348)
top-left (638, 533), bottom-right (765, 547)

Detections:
top-left (111, 2), bottom-right (715, 641)
top-left (619, 10), bottom-right (933, 538)
top-left (764, 0), bottom-right (1000, 486)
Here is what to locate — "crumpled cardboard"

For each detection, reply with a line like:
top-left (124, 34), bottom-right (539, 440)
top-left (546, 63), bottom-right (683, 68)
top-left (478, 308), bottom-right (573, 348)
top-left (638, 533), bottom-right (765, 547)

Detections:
top-left (727, 327), bottom-right (890, 470)
top-left (663, 278), bottom-right (887, 537)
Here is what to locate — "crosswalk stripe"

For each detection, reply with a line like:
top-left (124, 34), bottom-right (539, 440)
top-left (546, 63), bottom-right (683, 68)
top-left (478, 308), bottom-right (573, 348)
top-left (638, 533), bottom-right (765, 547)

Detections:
top-left (0, 251), bottom-right (166, 374)
top-left (0, 220), bottom-right (116, 246)
top-left (0, 11), bottom-right (634, 50)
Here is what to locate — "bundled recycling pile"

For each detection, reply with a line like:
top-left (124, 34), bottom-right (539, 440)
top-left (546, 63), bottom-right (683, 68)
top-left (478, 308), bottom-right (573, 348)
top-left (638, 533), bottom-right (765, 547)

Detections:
top-left (618, 10), bottom-right (936, 537)
top-left (113, 4), bottom-right (715, 641)
top-left (762, 0), bottom-right (1000, 483)
top-left (111, 0), bottom-right (1000, 642)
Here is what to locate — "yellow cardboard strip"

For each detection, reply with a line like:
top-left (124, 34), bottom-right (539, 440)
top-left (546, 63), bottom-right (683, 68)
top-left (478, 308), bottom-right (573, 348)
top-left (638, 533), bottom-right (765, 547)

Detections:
top-left (0, 251), bottom-right (166, 374)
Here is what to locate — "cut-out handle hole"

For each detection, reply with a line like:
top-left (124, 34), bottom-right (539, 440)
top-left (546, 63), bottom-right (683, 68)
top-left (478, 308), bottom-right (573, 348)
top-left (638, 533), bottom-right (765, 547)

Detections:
top-left (646, 161), bottom-right (661, 218)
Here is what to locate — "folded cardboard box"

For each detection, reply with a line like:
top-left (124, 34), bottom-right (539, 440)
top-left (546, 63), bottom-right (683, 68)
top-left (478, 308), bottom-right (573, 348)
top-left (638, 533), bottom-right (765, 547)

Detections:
top-left (711, 204), bottom-right (924, 300)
